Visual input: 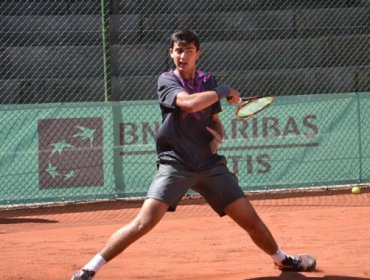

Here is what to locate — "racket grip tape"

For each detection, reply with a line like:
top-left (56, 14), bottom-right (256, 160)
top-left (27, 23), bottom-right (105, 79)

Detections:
top-left (227, 96), bottom-right (242, 103)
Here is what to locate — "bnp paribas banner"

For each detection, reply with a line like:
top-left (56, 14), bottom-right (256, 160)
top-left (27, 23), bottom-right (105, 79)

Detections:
top-left (0, 93), bottom-right (369, 205)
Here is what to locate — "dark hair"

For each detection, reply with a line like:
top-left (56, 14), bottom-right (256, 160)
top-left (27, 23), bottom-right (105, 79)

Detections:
top-left (170, 29), bottom-right (200, 51)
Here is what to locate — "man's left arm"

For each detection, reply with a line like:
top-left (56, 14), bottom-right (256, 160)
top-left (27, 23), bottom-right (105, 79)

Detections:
top-left (206, 113), bottom-right (224, 154)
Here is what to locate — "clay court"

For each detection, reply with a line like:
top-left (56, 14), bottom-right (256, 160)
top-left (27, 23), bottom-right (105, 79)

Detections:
top-left (1, 189), bottom-right (370, 280)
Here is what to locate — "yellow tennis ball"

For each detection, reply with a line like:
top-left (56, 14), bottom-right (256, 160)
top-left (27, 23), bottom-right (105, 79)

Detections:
top-left (351, 186), bottom-right (361, 194)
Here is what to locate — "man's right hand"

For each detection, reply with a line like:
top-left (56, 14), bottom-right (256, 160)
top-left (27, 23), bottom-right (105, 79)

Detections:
top-left (226, 89), bottom-right (240, 105)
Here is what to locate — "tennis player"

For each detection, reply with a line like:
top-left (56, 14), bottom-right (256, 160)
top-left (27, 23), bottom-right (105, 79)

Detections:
top-left (71, 29), bottom-right (316, 280)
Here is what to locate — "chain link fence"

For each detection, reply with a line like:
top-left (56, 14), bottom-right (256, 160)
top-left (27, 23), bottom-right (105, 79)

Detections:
top-left (1, 0), bottom-right (370, 206)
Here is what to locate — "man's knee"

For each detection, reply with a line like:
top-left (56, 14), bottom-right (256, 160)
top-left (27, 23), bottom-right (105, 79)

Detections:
top-left (132, 214), bottom-right (158, 233)
top-left (132, 199), bottom-right (168, 233)
top-left (225, 197), bottom-right (263, 230)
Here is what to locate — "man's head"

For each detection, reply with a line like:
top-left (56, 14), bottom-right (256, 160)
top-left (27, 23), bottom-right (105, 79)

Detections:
top-left (170, 29), bottom-right (201, 78)
top-left (170, 29), bottom-right (200, 51)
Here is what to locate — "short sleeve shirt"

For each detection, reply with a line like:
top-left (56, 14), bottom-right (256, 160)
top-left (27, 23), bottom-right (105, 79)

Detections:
top-left (156, 70), bottom-right (226, 171)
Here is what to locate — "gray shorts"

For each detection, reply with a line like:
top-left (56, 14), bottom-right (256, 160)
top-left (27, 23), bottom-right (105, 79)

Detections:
top-left (147, 162), bottom-right (245, 216)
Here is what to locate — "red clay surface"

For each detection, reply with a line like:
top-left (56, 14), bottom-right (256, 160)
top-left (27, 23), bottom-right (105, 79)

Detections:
top-left (1, 190), bottom-right (370, 280)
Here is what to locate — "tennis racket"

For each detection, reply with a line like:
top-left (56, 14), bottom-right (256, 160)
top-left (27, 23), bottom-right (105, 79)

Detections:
top-left (227, 96), bottom-right (275, 118)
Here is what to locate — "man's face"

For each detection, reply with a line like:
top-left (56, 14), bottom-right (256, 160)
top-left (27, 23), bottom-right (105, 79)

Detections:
top-left (170, 42), bottom-right (200, 74)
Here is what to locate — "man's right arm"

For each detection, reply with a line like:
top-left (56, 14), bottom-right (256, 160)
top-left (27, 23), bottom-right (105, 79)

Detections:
top-left (176, 87), bottom-right (240, 113)
top-left (158, 73), bottom-right (240, 113)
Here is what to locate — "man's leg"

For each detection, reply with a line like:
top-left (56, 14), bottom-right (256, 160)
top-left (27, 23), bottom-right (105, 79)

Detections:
top-left (100, 198), bottom-right (169, 261)
top-left (224, 197), bottom-right (278, 255)
top-left (224, 197), bottom-right (316, 272)
top-left (71, 198), bottom-right (169, 280)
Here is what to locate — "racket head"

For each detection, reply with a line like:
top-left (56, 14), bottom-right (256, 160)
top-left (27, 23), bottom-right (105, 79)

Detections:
top-left (235, 96), bottom-right (275, 118)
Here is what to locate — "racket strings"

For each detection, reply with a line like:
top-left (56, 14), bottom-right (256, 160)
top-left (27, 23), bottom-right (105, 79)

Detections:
top-left (237, 97), bottom-right (274, 118)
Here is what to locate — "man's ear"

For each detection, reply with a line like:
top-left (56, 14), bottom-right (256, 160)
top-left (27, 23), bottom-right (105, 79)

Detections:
top-left (169, 48), bottom-right (174, 58)
top-left (196, 50), bottom-right (201, 60)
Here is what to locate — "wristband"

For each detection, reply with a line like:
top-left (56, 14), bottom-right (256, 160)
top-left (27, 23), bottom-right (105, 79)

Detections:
top-left (214, 85), bottom-right (231, 100)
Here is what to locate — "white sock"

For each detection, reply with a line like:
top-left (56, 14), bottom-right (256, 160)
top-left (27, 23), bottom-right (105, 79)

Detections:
top-left (83, 253), bottom-right (107, 272)
top-left (270, 248), bottom-right (287, 265)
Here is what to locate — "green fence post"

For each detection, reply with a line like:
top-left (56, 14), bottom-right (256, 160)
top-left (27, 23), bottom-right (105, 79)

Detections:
top-left (100, 0), bottom-right (110, 101)
top-left (356, 92), bottom-right (363, 183)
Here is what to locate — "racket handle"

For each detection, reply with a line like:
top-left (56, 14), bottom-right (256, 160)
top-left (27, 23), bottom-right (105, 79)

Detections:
top-left (227, 96), bottom-right (242, 103)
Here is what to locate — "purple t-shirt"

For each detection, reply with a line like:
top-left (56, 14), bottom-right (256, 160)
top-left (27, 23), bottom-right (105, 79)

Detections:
top-left (155, 70), bottom-right (226, 171)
